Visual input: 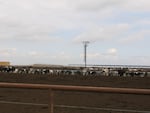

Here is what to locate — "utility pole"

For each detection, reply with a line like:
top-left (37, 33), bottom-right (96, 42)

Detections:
top-left (83, 41), bottom-right (89, 68)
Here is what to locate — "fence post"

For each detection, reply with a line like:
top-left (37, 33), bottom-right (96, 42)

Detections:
top-left (49, 89), bottom-right (54, 113)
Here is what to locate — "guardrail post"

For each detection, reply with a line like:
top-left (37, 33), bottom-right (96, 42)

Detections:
top-left (49, 89), bottom-right (54, 113)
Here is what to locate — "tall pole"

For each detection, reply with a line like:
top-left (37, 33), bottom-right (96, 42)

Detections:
top-left (83, 41), bottom-right (89, 68)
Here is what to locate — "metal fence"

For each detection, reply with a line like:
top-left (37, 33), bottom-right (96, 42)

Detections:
top-left (0, 82), bottom-right (150, 113)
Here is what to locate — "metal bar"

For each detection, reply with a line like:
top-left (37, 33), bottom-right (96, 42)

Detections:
top-left (0, 82), bottom-right (150, 95)
top-left (0, 100), bottom-right (48, 106)
top-left (0, 100), bottom-right (149, 113)
top-left (49, 89), bottom-right (54, 113)
top-left (55, 105), bottom-right (150, 113)
top-left (0, 82), bottom-right (150, 113)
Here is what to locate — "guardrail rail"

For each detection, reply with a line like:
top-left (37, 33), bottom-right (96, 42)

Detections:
top-left (0, 82), bottom-right (150, 113)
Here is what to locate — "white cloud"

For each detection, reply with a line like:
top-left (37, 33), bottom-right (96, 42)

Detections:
top-left (68, 0), bottom-right (123, 11)
top-left (0, 15), bottom-right (63, 42)
top-left (80, 52), bottom-right (119, 65)
top-left (0, 47), bottom-right (73, 65)
top-left (0, 0), bottom-right (74, 42)
top-left (0, 48), bottom-right (17, 57)
top-left (28, 51), bottom-right (46, 57)
top-left (120, 30), bottom-right (150, 43)
top-left (107, 48), bottom-right (117, 55)
top-left (27, 51), bottom-right (72, 64)
top-left (122, 0), bottom-right (150, 12)
top-left (136, 19), bottom-right (150, 25)
top-left (69, 0), bottom-right (150, 12)
top-left (0, 0), bottom-right (132, 44)
top-left (0, 0), bottom-right (150, 65)
top-left (80, 48), bottom-right (118, 59)
top-left (51, 51), bottom-right (71, 60)
top-left (73, 23), bottom-right (130, 43)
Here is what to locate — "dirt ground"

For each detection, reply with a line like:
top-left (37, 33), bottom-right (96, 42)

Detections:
top-left (0, 72), bottom-right (150, 113)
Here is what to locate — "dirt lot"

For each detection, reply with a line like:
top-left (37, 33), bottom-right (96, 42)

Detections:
top-left (0, 72), bottom-right (150, 113)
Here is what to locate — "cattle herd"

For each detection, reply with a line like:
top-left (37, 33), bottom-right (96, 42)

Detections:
top-left (0, 65), bottom-right (150, 77)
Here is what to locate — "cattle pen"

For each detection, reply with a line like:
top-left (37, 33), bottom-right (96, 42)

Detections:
top-left (0, 82), bottom-right (150, 113)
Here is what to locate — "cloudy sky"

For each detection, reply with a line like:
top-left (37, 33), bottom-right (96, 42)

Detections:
top-left (0, 0), bottom-right (150, 65)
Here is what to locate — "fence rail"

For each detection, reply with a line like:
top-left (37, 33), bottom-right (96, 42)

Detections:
top-left (0, 82), bottom-right (150, 113)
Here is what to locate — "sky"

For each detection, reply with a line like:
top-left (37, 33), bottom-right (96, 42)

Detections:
top-left (0, 0), bottom-right (150, 66)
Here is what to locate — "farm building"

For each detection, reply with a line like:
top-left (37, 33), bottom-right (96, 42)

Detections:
top-left (0, 61), bottom-right (10, 66)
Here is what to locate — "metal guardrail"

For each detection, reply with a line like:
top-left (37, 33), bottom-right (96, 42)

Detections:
top-left (0, 82), bottom-right (150, 113)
